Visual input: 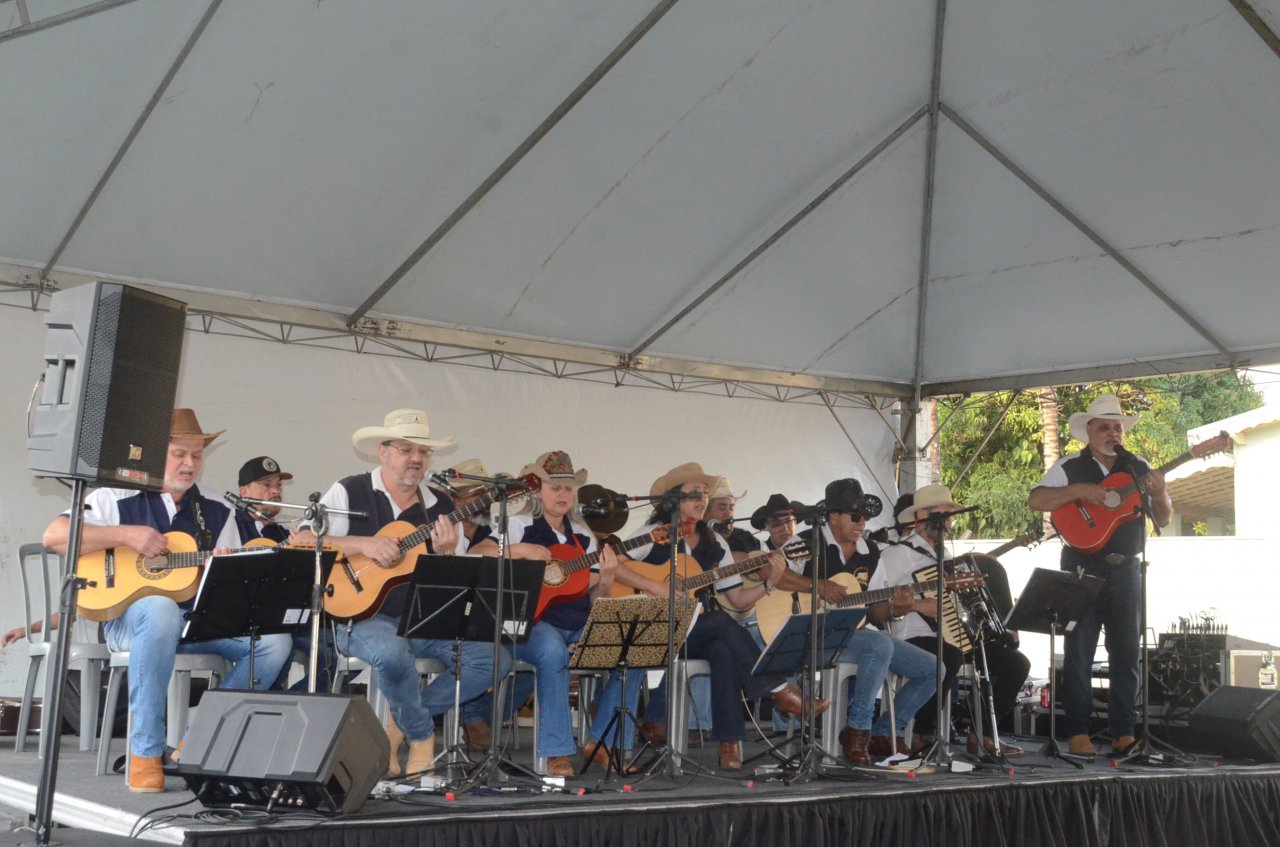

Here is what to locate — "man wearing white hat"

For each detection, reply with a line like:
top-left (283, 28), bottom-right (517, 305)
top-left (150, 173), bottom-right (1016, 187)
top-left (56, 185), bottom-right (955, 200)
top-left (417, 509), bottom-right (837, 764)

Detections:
top-left (868, 483), bottom-right (1031, 756)
top-left (297, 409), bottom-right (510, 777)
top-left (1028, 394), bottom-right (1171, 759)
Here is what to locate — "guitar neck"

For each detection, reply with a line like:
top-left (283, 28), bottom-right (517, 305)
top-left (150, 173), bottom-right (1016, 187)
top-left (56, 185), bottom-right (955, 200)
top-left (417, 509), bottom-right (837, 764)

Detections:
top-left (397, 494), bottom-right (498, 555)
top-left (561, 527), bottom-right (667, 578)
top-left (152, 543), bottom-right (270, 571)
top-left (683, 550), bottom-right (770, 591)
top-left (834, 579), bottom-right (935, 609)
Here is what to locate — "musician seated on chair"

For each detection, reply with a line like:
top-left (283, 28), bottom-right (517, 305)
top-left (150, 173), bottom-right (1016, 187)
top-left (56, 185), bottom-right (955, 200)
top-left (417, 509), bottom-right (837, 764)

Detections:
top-left (629, 463), bottom-right (826, 772)
top-left (1027, 394), bottom-right (1170, 759)
top-left (868, 484), bottom-right (1031, 757)
top-left (790, 479), bottom-right (938, 764)
top-left (466, 450), bottom-right (632, 778)
top-left (293, 409), bottom-right (510, 779)
top-left (40, 409), bottom-right (294, 794)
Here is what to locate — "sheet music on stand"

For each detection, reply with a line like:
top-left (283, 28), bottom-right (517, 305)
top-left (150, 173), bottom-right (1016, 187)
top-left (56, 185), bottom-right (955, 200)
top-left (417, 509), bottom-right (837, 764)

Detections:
top-left (569, 596), bottom-right (699, 671)
top-left (398, 555), bottom-right (546, 643)
top-left (181, 547), bottom-right (338, 642)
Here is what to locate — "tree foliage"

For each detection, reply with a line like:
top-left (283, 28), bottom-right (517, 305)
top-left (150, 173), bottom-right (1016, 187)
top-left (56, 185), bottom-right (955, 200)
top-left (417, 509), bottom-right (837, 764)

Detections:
top-left (936, 372), bottom-right (1262, 538)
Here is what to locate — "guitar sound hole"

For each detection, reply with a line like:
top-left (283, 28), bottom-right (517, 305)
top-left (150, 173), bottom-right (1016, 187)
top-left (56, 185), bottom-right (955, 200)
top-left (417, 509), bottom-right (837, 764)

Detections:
top-left (545, 563), bottom-right (565, 586)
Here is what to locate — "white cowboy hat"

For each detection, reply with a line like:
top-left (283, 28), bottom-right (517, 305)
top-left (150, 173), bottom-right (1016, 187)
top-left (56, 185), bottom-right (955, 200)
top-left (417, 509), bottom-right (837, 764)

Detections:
top-left (898, 483), bottom-right (962, 525)
top-left (649, 463), bottom-right (722, 497)
top-left (1067, 394), bottom-right (1139, 443)
top-left (708, 477), bottom-right (746, 501)
top-left (352, 408), bottom-right (455, 455)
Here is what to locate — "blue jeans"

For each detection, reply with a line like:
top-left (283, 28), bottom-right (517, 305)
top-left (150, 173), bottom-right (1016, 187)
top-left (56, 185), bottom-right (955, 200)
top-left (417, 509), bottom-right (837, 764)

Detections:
top-left (102, 595), bottom-right (293, 758)
top-left (463, 622), bottom-right (646, 757)
top-left (1062, 557), bottom-right (1141, 738)
top-left (273, 629), bottom-right (339, 693)
top-left (334, 612), bottom-right (510, 742)
top-left (869, 633), bottom-right (938, 736)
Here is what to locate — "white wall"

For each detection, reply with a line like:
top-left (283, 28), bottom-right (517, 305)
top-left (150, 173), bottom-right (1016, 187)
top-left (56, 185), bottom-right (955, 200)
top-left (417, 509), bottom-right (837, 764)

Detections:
top-left (1234, 421), bottom-right (1280, 539)
top-left (954, 536), bottom-right (1280, 680)
top-left (0, 302), bottom-right (897, 695)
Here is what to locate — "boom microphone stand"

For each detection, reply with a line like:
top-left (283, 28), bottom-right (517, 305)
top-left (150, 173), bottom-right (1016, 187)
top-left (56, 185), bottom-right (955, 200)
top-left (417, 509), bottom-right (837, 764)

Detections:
top-left (232, 492), bottom-right (367, 693)
top-left (451, 471), bottom-right (543, 787)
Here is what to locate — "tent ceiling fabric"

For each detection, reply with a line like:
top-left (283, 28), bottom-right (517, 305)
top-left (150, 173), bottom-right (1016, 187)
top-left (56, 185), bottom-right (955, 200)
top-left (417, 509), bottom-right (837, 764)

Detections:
top-left (2, 0), bottom-right (1279, 397)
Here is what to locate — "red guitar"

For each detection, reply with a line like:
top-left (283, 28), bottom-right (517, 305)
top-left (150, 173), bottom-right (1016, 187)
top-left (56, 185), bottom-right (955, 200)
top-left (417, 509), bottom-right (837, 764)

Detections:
top-left (535, 519), bottom-right (695, 621)
top-left (1051, 432), bottom-right (1231, 553)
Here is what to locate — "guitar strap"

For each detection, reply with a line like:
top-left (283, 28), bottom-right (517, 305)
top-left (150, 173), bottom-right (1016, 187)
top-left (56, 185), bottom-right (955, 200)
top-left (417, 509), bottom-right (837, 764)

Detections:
top-left (187, 484), bottom-right (214, 550)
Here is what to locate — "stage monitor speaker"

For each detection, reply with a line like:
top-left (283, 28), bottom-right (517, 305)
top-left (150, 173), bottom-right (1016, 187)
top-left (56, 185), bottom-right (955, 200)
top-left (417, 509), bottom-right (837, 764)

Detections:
top-left (26, 282), bottom-right (186, 491)
top-left (175, 691), bottom-right (388, 815)
top-left (1186, 685), bottom-right (1280, 762)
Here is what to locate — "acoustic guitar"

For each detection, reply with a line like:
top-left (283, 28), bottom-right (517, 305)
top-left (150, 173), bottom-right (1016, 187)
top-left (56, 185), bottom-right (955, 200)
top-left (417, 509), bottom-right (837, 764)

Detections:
top-left (754, 570), bottom-right (985, 647)
top-left (614, 539), bottom-right (810, 602)
top-left (323, 473), bottom-right (541, 620)
top-left (537, 519), bottom-right (694, 621)
top-left (1050, 432), bottom-right (1231, 553)
top-left (76, 534), bottom-right (293, 622)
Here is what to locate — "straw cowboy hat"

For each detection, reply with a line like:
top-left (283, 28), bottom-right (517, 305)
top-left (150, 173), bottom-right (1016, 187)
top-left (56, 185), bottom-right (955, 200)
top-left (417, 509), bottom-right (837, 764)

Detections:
top-left (708, 477), bottom-right (747, 502)
top-left (522, 450), bottom-right (588, 487)
top-left (649, 463), bottom-right (722, 497)
top-left (1067, 394), bottom-right (1139, 443)
top-left (352, 409), bottom-right (455, 455)
top-left (897, 483), bottom-right (962, 525)
top-left (170, 409), bottom-right (224, 445)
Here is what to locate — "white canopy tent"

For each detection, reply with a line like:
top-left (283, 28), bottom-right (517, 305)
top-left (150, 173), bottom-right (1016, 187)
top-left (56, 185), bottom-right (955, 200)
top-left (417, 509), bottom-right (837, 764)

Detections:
top-left (1, 0), bottom-right (1278, 400)
top-left (2, 0), bottom-right (1280, 690)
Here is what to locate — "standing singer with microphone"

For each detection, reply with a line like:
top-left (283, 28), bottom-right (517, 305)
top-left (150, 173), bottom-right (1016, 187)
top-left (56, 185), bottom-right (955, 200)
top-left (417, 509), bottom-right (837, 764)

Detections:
top-left (1027, 394), bottom-right (1171, 759)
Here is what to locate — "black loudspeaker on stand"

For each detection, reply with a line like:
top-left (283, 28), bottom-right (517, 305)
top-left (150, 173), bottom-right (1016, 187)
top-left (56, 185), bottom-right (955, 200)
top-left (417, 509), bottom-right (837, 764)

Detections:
top-left (176, 691), bottom-right (388, 814)
top-left (1185, 686), bottom-right (1280, 762)
top-left (27, 281), bottom-right (187, 492)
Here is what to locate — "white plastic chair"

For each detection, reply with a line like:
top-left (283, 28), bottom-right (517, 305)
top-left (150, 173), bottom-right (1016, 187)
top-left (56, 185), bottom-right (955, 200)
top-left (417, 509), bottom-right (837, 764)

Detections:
top-left (14, 543), bottom-right (110, 756)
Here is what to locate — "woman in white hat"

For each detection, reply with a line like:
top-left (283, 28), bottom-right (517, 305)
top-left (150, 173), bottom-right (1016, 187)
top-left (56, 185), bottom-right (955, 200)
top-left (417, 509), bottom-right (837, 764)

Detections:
top-left (468, 451), bottom-right (627, 777)
top-left (628, 463), bottom-right (827, 770)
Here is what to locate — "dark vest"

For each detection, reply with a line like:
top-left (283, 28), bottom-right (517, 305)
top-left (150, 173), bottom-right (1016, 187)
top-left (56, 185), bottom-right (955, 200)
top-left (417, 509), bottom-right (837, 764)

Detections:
top-left (1059, 448), bottom-right (1149, 561)
top-left (800, 527), bottom-right (880, 590)
top-left (115, 485), bottom-right (230, 549)
top-left (338, 472), bottom-right (454, 618)
top-left (520, 516), bottom-right (593, 631)
top-left (640, 522), bottom-right (726, 610)
top-left (234, 510), bottom-right (290, 544)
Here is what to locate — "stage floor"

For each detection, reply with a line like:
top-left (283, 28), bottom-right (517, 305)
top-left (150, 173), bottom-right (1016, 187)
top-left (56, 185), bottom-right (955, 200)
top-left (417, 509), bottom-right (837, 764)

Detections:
top-left (3, 729), bottom-right (1279, 846)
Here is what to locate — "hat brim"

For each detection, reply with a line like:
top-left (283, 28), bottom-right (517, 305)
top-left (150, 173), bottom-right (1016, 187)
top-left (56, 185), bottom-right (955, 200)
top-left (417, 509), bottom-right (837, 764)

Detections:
top-left (352, 426), bottom-right (456, 456)
top-left (897, 500), bottom-right (961, 525)
top-left (172, 430), bottom-right (224, 446)
top-left (1067, 412), bottom-right (1139, 444)
top-left (649, 470), bottom-right (722, 498)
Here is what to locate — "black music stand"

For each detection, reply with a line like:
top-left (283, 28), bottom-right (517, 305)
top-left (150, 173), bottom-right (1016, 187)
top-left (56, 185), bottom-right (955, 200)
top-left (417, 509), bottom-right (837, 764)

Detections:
top-left (572, 596), bottom-right (697, 780)
top-left (397, 554), bottom-right (545, 780)
top-left (1004, 567), bottom-right (1102, 768)
top-left (182, 547), bottom-right (338, 688)
top-left (749, 609), bottom-right (866, 779)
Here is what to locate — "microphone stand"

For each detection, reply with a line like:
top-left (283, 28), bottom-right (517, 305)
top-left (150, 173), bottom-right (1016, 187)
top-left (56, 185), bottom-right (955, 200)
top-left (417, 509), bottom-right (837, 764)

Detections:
top-left (1116, 462), bottom-right (1192, 766)
top-left (913, 506), bottom-right (980, 771)
top-left (452, 472), bottom-right (543, 788)
top-left (235, 493), bottom-right (367, 693)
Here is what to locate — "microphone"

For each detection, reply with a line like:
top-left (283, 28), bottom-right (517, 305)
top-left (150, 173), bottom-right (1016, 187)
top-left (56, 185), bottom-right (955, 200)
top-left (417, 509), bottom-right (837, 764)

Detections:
top-left (573, 503), bottom-right (616, 520)
top-left (224, 491), bottom-right (273, 524)
top-left (428, 470), bottom-right (457, 492)
top-left (588, 495), bottom-right (630, 508)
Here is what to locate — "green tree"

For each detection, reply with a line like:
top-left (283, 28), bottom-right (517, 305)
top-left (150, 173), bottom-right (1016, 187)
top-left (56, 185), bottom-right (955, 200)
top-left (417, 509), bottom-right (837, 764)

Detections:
top-left (936, 372), bottom-right (1261, 538)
